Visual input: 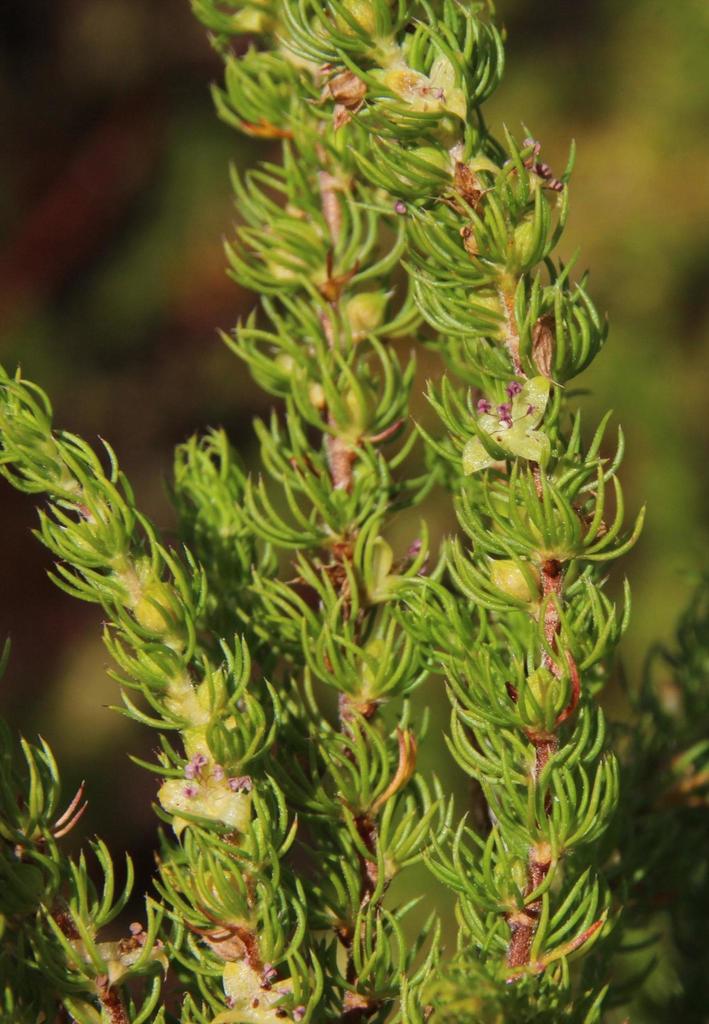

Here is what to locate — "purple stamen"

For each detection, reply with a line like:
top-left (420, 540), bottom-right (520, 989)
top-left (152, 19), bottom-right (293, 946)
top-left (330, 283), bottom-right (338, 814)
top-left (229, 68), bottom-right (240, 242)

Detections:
top-left (523, 137), bottom-right (541, 157)
top-left (185, 752), bottom-right (208, 779)
top-left (262, 964), bottom-right (278, 987)
top-left (228, 776), bottom-right (253, 793)
top-left (506, 381), bottom-right (522, 398)
top-left (183, 784), bottom-right (198, 798)
top-left (477, 399), bottom-right (492, 414)
top-left (498, 402), bottom-right (513, 428)
top-left (212, 764), bottom-right (225, 781)
top-left (407, 539), bottom-right (422, 559)
top-left (526, 404), bottom-right (536, 416)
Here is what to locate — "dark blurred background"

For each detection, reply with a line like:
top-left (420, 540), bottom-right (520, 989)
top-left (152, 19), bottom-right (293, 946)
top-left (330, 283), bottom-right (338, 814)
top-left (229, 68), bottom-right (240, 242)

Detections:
top-left (1, 0), bottom-right (708, 984)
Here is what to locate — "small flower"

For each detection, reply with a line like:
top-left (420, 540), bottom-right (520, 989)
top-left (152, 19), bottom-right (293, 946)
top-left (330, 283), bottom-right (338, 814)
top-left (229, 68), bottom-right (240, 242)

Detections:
top-left (228, 775), bottom-right (253, 793)
top-left (261, 963), bottom-right (278, 987)
top-left (212, 764), bottom-right (225, 781)
top-left (407, 538), bottom-right (422, 559)
top-left (476, 398), bottom-right (492, 413)
top-left (462, 376), bottom-right (552, 475)
top-left (506, 381), bottom-right (523, 398)
top-left (522, 136), bottom-right (542, 158)
top-left (522, 137), bottom-right (563, 190)
top-left (183, 784), bottom-right (198, 798)
top-left (394, 200), bottom-right (407, 215)
top-left (128, 922), bottom-right (148, 947)
top-left (294, 1008), bottom-right (306, 1022)
top-left (184, 752), bottom-right (208, 779)
top-left (497, 402), bottom-right (513, 427)
top-left (404, 538), bottom-right (429, 578)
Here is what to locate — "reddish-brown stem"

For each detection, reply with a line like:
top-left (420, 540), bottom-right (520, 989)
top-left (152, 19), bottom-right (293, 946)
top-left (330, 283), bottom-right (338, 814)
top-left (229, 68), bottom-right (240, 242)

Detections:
top-left (354, 814), bottom-right (379, 902)
top-left (321, 308), bottom-right (336, 349)
top-left (319, 170), bottom-right (344, 244)
top-left (506, 738), bottom-right (557, 969)
top-left (317, 162), bottom-right (360, 495)
top-left (53, 909), bottom-right (80, 940)
top-left (540, 557), bottom-right (564, 676)
top-left (337, 696), bottom-right (383, 904)
top-left (96, 978), bottom-right (129, 1024)
top-left (498, 280), bottom-right (524, 376)
top-left (505, 916), bottom-right (604, 983)
top-left (316, 148), bottom-right (388, 1020)
top-left (506, 549), bottom-right (574, 967)
top-left (534, 735), bottom-right (559, 779)
top-left (327, 433), bottom-right (356, 492)
top-left (506, 906), bottom-right (538, 969)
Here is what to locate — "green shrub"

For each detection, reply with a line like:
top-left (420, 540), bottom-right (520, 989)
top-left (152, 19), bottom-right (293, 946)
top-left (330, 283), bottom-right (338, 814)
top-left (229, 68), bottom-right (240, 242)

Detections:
top-left (0, 2), bottom-right (707, 1021)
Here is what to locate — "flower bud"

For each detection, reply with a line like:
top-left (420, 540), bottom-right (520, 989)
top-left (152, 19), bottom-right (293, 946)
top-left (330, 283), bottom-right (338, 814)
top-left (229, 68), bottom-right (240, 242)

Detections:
top-left (335, 0), bottom-right (377, 36)
top-left (366, 537), bottom-right (395, 602)
top-left (408, 145), bottom-right (451, 176)
top-left (274, 353), bottom-right (295, 375)
top-left (490, 559), bottom-right (538, 604)
top-left (133, 579), bottom-right (177, 635)
top-left (334, 383), bottom-right (374, 442)
top-left (526, 666), bottom-right (556, 707)
top-left (512, 217), bottom-right (538, 269)
top-left (230, 6), bottom-right (274, 33)
top-left (519, 666), bottom-right (565, 733)
top-left (510, 857), bottom-right (528, 892)
top-left (468, 291), bottom-right (504, 335)
top-left (309, 382), bottom-right (326, 410)
top-left (345, 291), bottom-right (389, 340)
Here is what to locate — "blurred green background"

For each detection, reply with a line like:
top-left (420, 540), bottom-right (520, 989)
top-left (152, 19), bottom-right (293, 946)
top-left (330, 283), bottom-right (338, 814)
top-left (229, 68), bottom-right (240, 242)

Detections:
top-left (1, 0), bottom-right (708, 994)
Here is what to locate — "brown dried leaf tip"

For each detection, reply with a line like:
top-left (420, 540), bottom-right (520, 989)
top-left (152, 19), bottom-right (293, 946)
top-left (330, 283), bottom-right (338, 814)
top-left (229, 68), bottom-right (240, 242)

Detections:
top-left (324, 69), bottom-right (367, 130)
top-left (531, 314), bottom-right (555, 378)
top-left (319, 249), bottom-right (359, 304)
top-left (453, 162), bottom-right (487, 210)
top-left (460, 224), bottom-right (479, 257)
top-left (371, 728), bottom-right (417, 813)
